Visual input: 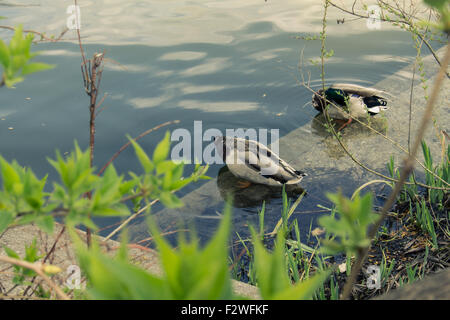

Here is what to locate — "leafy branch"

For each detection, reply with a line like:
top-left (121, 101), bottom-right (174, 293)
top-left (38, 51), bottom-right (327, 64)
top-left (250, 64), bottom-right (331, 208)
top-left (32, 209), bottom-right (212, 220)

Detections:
top-left (0, 25), bottom-right (54, 87)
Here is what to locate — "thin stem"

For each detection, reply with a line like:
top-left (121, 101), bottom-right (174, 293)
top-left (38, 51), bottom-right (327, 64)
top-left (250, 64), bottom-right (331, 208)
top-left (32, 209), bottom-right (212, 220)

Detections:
top-left (103, 198), bottom-right (159, 242)
top-left (98, 120), bottom-right (180, 176)
top-left (294, 54), bottom-right (448, 187)
top-left (328, 0), bottom-right (450, 79)
top-left (0, 255), bottom-right (70, 300)
top-left (0, 25), bottom-right (68, 43)
top-left (341, 42), bottom-right (450, 300)
top-left (321, 0), bottom-right (329, 91)
top-left (408, 58), bottom-right (416, 153)
top-left (22, 226), bottom-right (67, 297)
top-left (303, 85), bottom-right (450, 190)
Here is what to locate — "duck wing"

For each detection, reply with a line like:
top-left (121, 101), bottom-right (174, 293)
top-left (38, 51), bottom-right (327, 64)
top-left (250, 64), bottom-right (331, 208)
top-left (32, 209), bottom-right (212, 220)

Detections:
top-left (227, 137), bottom-right (306, 184)
top-left (270, 157), bottom-right (307, 184)
top-left (331, 83), bottom-right (387, 98)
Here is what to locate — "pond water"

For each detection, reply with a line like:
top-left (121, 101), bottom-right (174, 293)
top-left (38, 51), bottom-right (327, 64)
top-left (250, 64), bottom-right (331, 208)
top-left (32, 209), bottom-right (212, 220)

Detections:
top-left (1, 1), bottom-right (446, 244)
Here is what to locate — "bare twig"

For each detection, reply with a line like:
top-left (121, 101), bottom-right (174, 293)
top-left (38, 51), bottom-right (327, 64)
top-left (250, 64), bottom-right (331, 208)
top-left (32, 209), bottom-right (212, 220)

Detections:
top-left (0, 255), bottom-right (70, 300)
top-left (22, 226), bottom-right (67, 297)
top-left (102, 198), bottom-right (158, 242)
top-left (73, 0), bottom-right (106, 247)
top-left (408, 55), bottom-right (417, 153)
top-left (328, 0), bottom-right (450, 78)
top-left (321, 0), bottom-right (329, 91)
top-left (98, 120), bottom-right (180, 176)
top-left (0, 25), bottom-right (69, 43)
top-left (0, 293), bottom-right (51, 300)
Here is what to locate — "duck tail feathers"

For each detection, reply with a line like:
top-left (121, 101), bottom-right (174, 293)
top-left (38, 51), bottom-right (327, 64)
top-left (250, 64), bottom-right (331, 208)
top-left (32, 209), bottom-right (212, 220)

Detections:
top-left (367, 105), bottom-right (388, 115)
top-left (295, 170), bottom-right (308, 177)
top-left (285, 175), bottom-right (306, 185)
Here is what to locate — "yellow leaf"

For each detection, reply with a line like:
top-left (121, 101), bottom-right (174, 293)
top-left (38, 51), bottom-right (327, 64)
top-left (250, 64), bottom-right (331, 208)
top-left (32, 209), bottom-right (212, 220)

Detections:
top-left (43, 264), bottom-right (62, 275)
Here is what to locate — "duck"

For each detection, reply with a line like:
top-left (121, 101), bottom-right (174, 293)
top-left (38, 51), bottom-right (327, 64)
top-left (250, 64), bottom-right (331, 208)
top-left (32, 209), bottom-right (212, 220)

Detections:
top-left (312, 83), bottom-right (388, 130)
top-left (217, 166), bottom-right (305, 207)
top-left (214, 136), bottom-right (307, 188)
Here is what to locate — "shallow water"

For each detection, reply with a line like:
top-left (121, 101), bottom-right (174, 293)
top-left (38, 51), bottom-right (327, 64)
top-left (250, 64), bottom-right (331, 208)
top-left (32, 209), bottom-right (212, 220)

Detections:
top-left (0, 1), bottom-right (446, 244)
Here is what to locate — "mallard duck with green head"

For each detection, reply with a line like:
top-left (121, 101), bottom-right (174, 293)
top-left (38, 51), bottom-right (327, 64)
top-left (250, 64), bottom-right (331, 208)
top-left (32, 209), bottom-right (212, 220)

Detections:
top-left (312, 83), bottom-right (388, 130)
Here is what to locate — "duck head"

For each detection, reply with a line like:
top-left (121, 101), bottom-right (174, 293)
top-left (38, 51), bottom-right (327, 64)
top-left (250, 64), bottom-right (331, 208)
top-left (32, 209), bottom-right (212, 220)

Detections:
top-left (312, 88), bottom-right (349, 112)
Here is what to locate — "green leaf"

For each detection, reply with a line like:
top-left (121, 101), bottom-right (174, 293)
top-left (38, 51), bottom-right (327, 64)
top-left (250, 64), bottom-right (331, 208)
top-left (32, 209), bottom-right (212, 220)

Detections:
top-left (71, 228), bottom-right (168, 299)
top-left (21, 169), bottom-right (46, 211)
top-left (11, 54), bottom-right (26, 74)
top-left (9, 25), bottom-right (24, 55)
top-left (128, 137), bottom-right (154, 173)
top-left (16, 213), bottom-right (39, 226)
top-left (0, 156), bottom-right (21, 194)
top-left (153, 131), bottom-right (171, 164)
top-left (36, 215), bottom-right (54, 234)
top-left (22, 62), bottom-right (54, 76)
top-left (156, 160), bottom-right (177, 175)
top-left (119, 179), bottom-right (137, 195)
top-left (48, 142), bottom-right (97, 199)
top-left (169, 178), bottom-right (192, 191)
top-left (159, 192), bottom-right (183, 208)
top-left (24, 239), bottom-right (42, 263)
top-left (320, 191), bottom-right (377, 256)
top-left (171, 163), bottom-right (184, 182)
top-left (66, 215), bottom-right (98, 231)
top-left (251, 230), bottom-right (291, 299)
top-left (162, 170), bottom-right (173, 191)
top-left (4, 75), bottom-right (24, 88)
top-left (424, 0), bottom-right (447, 10)
top-left (0, 39), bottom-right (10, 67)
top-left (92, 204), bottom-right (130, 217)
top-left (147, 200), bottom-right (234, 299)
top-left (272, 269), bottom-right (331, 300)
top-left (0, 211), bottom-right (14, 234)
top-left (251, 224), bottom-right (330, 300)
top-left (1, 25), bottom-right (54, 87)
top-left (3, 245), bottom-right (20, 260)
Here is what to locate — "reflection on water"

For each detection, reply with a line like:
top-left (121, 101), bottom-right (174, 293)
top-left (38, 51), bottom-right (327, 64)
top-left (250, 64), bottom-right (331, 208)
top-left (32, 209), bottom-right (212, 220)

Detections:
top-left (0, 0), bottom-right (441, 242)
top-left (216, 166), bottom-right (305, 208)
top-left (2, 0), bottom-right (404, 46)
top-left (310, 113), bottom-right (389, 160)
